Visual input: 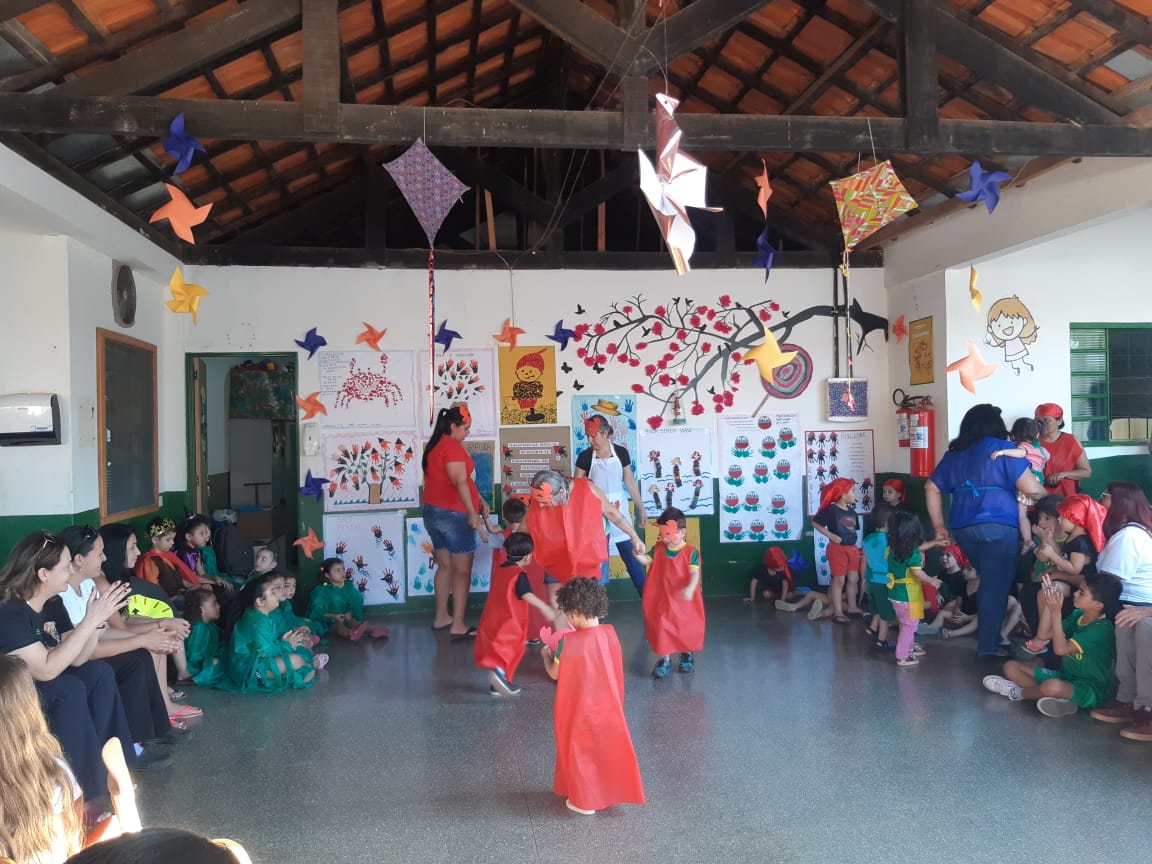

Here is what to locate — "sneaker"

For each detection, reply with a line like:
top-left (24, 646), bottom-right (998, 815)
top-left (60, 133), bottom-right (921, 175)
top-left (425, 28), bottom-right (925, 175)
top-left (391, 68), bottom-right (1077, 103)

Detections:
top-left (565, 798), bottom-right (595, 815)
top-left (982, 675), bottom-right (1022, 700)
top-left (1037, 697), bottom-right (1078, 718)
top-left (652, 657), bottom-right (671, 679)
top-left (910, 643), bottom-right (926, 658)
top-left (917, 624), bottom-right (941, 637)
top-left (526, 638), bottom-right (543, 646)
top-left (131, 746), bottom-right (173, 771)
top-left (896, 656), bottom-right (919, 667)
top-left (1090, 701), bottom-right (1136, 724)
top-left (1119, 706), bottom-right (1152, 741)
top-left (806, 599), bottom-right (825, 620)
top-left (487, 668), bottom-right (521, 696)
top-left (678, 652), bottom-right (695, 673)
top-left (313, 653), bottom-right (330, 670)
top-left (1020, 639), bottom-right (1049, 656)
top-left (147, 724), bottom-right (194, 747)
top-left (774, 600), bottom-right (799, 612)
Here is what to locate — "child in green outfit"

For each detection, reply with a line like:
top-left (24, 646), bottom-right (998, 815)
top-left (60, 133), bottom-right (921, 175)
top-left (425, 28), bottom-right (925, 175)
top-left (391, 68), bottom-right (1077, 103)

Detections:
top-left (273, 573), bottom-right (322, 646)
top-left (307, 558), bottom-right (389, 642)
top-left (982, 571), bottom-right (1122, 717)
top-left (182, 587), bottom-right (226, 687)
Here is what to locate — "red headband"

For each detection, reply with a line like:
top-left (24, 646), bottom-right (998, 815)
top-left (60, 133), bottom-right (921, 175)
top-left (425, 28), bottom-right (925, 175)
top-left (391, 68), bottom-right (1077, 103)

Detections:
top-left (819, 478), bottom-right (855, 512)
top-left (1057, 494), bottom-right (1107, 553)
top-left (942, 543), bottom-right (970, 570)
top-left (763, 547), bottom-right (792, 582)
top-left (882, 478), bottom-right (906, 502)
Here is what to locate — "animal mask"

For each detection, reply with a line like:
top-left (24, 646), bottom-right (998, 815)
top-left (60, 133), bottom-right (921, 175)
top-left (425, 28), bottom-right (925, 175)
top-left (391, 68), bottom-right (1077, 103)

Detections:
top-left (531, 482), bottom-right (556, 506)
top-left (657, 520), bottom-right (683, 544)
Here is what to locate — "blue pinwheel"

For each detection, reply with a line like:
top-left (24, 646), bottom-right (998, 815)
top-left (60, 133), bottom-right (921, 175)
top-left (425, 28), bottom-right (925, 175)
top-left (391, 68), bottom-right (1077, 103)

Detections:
top-left (754, 226), bottom-right (776, 283)
top-left (161, 113), bottom-right (206, 175)
top-left (299, 470), bottom-right (327, 502)
top-left (295, 327), bottom-right (327, 359)
top-left (433, 320), bottom-right (461, 352)
top-left (547, 320), bottom-right (577, 351)
top-left (956, 160), bottom-right (1014, 214)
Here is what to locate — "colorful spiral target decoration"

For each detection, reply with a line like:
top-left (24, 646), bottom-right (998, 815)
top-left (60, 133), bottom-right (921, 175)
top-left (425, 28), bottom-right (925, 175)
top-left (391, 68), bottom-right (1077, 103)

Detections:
top-left (759, 343), bottom-right (812, 399)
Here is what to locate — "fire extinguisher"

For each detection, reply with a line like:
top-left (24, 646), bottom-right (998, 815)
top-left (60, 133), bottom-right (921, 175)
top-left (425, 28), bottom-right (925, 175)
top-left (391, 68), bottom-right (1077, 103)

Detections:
top-left (909, 397), bottom-right (935, 478)
top-left (893, 389), bottom-right (911, 449)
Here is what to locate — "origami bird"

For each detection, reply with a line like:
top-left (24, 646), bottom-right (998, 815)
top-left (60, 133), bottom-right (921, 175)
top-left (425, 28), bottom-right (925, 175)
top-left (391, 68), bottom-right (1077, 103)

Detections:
top-left (945, 340), bottom-right (999, 394)
top-left (161, 113), bottom-right (205, 175)
top-left (356, 323), bottom-right (387, 351)
top-left (164, 268), bottom-right (208, 323)
top-left (295, 327), bottom-right (327, 359)
top-left (149, 183), bottom-right (212, 244)
top-left (547, 320), bottom-right (577, 351)
top-left (956, 161), bottom-right (1014, 214)
top-left (493, 318), bottom-right (526, 349)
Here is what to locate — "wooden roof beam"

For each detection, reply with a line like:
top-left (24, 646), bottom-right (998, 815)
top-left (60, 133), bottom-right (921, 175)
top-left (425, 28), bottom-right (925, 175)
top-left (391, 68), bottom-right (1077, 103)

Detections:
top-left (508, 0), bottom-right (639, 74)
top-left (1065, 0), bottom-right (1152, 49)
top-left (640, 0), bottom-right (769, 74)
top-left (302, 0), bottom-right (339, 134)
top-left (901, 0), bottom-right (938, 149)
top-left (0, 1), bottom-right (46, 21)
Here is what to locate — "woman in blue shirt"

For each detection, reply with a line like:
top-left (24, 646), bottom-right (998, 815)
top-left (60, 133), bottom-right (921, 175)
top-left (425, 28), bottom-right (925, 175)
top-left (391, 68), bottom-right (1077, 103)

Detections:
top-left (925, 404), bottom-right (1044, 658)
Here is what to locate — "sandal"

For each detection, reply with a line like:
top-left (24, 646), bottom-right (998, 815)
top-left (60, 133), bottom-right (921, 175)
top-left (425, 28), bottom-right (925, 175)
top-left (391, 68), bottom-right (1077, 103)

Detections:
top-left (169, 705), bottom-right (203, 721)
top-left (832, 615), bottom-right (850, 624)
top-left (167, 689), bottom-right (186, 702)
top-left (450, 627), bottom-right (478, 642)
top-left (864, 627), bottom-right (878, 639)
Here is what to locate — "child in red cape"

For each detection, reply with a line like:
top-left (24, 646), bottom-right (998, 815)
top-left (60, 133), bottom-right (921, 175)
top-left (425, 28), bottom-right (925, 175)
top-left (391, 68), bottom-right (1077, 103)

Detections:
top-left (638, 507), bottom-right (704, 678)
top-left (542, 577), bottom-right (645, 816)
top-left (474, 531), bottom-right (556, 696)
top-left (134, 517), bottom-right (200, 601)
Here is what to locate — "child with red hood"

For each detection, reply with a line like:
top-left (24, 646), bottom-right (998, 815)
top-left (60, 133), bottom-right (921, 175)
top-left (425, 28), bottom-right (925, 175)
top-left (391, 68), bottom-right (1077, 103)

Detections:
top-left (812, 477), bottom-right (864, 622)
top-left (746, 546), bottom-right (792, 604)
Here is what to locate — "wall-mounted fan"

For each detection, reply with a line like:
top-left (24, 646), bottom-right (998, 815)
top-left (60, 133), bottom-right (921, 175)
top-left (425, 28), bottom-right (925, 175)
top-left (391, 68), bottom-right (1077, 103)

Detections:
top-left (111, 264), bottom-right (136, 328)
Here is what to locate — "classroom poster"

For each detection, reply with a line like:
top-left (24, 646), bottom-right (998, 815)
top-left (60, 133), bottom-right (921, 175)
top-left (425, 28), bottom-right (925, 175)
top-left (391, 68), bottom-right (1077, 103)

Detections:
top-left (418, 348), bottom-right (497, 437)
top-left (909, 316), bottom-right (934, 385)
top-left (497, 345), bottom-right (557, 425)
top-left (805, 429), bottom-right (875, 587)
top-left (317, 350), bottom-right (417, 427)
top-left (636, 427), bottom-right (715, 516)
top-left (498, 426), bottom-right (573, 497)
top-left (718, 413), bottom-right (804, 543)
top-left (569, 394), bottom-right (639, 464)
top-left (321, 428), bottom-right (421, 511)
top-left (462, 439), bottom-right (496, 511)
top-left (322, 512), bottom-right (405, 606)
top-left (405, 517), bottom-right (491, 597)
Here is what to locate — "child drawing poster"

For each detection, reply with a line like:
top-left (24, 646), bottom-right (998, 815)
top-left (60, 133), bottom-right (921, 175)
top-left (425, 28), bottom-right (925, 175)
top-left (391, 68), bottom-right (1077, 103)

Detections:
top-left (497, 346), bottom-right (557, 425)
top-left (498, 426), bottom-right (572, 497)
top-left (405, 518), bottom-right (438, 597)
top-left (570, 394), bottom-right (639, 465)
top-left (322, 512), bottom-right (405, 606)
top-left (718, 413), bottom-right (803, 543)
top-left (462, 439), bottom-right (496, 511)
top-left (636, 427), bottom-right (714, 516)
top-left (908, 316), bottom-right (934, 385)
top-left (321, 428), bottom-right (421, 512)
top-left (804, 429), bottom-right (876, 515)
top-left (470, 533), bottom-right (493, 593)
top-left (318, 350), bottom-right (416, 427)
top-left (418, 349), bottom-right (497, 437)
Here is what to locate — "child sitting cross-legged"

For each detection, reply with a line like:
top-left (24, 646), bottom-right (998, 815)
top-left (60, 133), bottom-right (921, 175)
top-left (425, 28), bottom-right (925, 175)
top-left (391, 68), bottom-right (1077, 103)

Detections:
top-left (272, 573), bottom-right (322, 647)
top-left (307, 558), bottom-right (389, 642)
top-left (182, 587), bottom-right (226, 688)
top-left (982, 572), bottom-right (1121, 717)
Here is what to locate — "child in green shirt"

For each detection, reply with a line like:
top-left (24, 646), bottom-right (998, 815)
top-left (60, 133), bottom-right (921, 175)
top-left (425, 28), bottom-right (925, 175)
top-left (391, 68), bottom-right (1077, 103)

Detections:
top-left (982, 571), bottom-right (1122, 716)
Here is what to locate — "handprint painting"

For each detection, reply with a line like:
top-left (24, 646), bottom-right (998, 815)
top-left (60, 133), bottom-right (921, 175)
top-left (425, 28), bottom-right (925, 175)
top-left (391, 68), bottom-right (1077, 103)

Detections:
top-left (322, 513), bottom-right (405, 605)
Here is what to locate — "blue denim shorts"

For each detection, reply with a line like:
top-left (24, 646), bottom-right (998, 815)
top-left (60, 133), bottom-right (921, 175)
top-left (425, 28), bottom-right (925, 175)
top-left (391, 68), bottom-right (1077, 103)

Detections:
top-left (421, 504), bottom-right (477, 554)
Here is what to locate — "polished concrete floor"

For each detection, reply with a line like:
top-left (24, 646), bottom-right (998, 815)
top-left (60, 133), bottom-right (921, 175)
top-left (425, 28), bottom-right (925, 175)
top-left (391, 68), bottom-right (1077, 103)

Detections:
top-left (138, 599), bottom-right (1151, 864)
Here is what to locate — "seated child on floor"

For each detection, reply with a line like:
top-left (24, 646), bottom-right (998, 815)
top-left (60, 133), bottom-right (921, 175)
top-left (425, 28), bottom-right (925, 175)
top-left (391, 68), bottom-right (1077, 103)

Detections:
top-left (182, 587), bottom-right (225, 687)
top-left (982, 572), bottom-right (1121, 717)
top-left (135, 517), bottom-right (200, 601)
top-left (249, 547), bottom-right (279, 583)
top-left (307, 558), bottom-right (388, 642)
top-left (222, 572), bottom-right (327, 693)
top-left (272, 572), bottom-right (322, 646)
top-left (745, 547), bottom-right (792, 604)
top-left (475, 532), bottom-right (558, 697)
top-left (918, 543), bottom-right (977, 636)
top-left (926, 558), bottom-right (1023, 648)
top-left (541, 578), bottom-right (645, 816)
top-left (637, 507), bottom-right (705, 678)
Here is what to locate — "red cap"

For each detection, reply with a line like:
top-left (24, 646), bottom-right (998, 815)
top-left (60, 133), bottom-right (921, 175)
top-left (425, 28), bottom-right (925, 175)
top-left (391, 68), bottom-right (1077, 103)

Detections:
top-left (1034, 403), bottom-right (1063, 420)
top-left (818, 478), bottom-right (856, 512)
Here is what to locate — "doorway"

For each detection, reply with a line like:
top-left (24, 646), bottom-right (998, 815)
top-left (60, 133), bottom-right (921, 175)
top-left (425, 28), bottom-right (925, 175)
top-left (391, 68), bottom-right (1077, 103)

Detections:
top-left (187, 353), bottom-right (299, 567)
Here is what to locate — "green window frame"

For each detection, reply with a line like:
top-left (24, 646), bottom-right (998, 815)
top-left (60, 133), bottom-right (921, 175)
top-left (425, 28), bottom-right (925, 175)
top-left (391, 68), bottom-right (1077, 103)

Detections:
top-left (1070, 323), bottom-right (1152, 446)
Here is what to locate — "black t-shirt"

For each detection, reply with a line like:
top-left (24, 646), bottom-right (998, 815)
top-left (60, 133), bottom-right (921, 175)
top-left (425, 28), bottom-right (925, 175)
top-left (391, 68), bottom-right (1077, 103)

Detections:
top-left (515, 572), bottom-right (532, 599)
top-left (0, 596), bottom-right (74, 654)
top-left (574, 443), bottom-right (632, 474)
top-left (814, 503), bottom-right (859, 546)
top-left (1061, 534), bottom-right (1098, 578)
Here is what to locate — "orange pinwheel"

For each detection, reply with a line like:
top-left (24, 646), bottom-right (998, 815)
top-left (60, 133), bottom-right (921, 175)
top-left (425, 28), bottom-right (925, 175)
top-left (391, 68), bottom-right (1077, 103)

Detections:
top-left (293, 527), bottom-right (324, 559)
top-left (149, 183), bottom-right (212, 243)
top-left (493, 318), bottom-right (526, 348)
top-left (356, 322), bottom-right (387, 351)
top-left (296, 392), bottom-right (327, 420)
top-left (892, 315), bottom-right (908, 343)
top-left (945, 340), bottom-right (998, 394)
top-left (755, 158), bottom-right (773, 217)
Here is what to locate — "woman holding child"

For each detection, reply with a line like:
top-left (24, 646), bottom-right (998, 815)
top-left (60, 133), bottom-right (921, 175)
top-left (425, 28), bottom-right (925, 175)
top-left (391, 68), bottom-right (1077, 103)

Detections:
top-left (925, 404), bottom-right (1044, 659)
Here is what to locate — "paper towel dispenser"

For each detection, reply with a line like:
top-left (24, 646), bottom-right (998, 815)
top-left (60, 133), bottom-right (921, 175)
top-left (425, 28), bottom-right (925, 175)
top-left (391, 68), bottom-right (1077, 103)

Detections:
top-left (0, 393), bottom-right (61, 446)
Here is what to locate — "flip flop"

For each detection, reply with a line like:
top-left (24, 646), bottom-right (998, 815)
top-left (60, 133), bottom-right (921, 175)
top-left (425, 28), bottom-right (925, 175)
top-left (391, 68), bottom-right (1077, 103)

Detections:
top-left (430, 622), bottom-right (452, 631)
top-left (832, 615), bottom-right (850, 624)
top-left (450, 627), bottom-right (478, 642)
top-left (169, 705), bottom-right (203, 721)
top-left (167, 689), bottom-right (186, 702)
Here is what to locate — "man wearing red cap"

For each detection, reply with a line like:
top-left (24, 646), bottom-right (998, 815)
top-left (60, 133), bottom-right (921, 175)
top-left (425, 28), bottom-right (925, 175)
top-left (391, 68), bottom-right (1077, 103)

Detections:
top-left (1034, 403), bottom-right (1091, 499)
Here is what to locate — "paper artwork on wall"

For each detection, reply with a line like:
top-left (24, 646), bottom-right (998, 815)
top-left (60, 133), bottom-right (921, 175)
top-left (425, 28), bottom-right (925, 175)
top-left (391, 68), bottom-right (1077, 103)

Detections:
top-left (463, 439), bottom-right (496, 511)
top-left (498, 426), bottom-right (572, 497)
top-left (718, 413), bottom-right (804, 543)
top-left (636, 427), bottom-right (714, 516)
top-left (497, 346), bottom-right (558, 425)
top-left (405, 517), bottom-right (438, 597)
top-left (825, 378), bottom-right (869, 421)
top-left (318, 350), bottom-right (416, 427)
top-left (805, 429), bottom-right (876, 515)
top-left (984, 295), bottom-right (1037, 375)
top-left (417, 348), bottom-right (497, 437)
top-left (570, 395), bottom-right (639, 466)
top-left (321, 428), bottom-right (420, 512)
top-left (322, 512), bottom-right (405, 606)
top-left (908, 317), bottom-right (934, 385)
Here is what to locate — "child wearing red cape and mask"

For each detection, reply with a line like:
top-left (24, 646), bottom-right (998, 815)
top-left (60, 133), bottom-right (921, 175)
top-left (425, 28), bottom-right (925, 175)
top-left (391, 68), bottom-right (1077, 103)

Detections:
top-left (542, 577), bottom-right (645, 816)
top-left (474, 530), bottom-right (556, 696)
top-left (638, 507), bottom-right (705, 678)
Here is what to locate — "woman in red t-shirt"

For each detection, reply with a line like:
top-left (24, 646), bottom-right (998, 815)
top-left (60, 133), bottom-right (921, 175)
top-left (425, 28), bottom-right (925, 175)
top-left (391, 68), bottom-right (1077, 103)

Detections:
top-left (422, 405), bottom-right (485, 639)
top-left (1034, 403), bottom-right (1091, 498)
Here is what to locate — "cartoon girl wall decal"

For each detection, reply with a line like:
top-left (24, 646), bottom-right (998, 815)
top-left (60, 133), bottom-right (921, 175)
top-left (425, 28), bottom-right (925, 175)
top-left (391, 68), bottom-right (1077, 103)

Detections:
top-left (984, 295), bottom-right (1037, 374)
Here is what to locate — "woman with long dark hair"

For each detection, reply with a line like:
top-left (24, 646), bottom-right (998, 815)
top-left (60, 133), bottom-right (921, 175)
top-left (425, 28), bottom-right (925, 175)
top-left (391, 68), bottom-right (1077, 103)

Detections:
top-left (421, 404), bottom-right (485, 639)
top-left (925, 404), bottom-right (1044, 659)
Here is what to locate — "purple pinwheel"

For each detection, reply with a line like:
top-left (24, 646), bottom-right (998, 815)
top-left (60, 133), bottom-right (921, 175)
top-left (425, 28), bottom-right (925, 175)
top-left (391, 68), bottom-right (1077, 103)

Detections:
top-left (754, 226), bottom-right (776, 283)
top-left (956, 160), bottom-right (1014, 214)
top-left (161, 113), bottom-right (206, 175)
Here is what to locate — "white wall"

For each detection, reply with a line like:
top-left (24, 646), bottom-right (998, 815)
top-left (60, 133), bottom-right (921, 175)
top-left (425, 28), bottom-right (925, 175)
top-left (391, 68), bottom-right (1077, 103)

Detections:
top-left (182, 264), bottom-right (896, 477)
top-left (0, 233), bottom-right (71, 515)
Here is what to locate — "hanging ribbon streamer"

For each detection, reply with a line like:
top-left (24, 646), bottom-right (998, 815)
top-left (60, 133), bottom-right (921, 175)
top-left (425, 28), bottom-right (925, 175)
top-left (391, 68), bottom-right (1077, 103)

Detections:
top-left (427, 250), bottom-right (436, 425)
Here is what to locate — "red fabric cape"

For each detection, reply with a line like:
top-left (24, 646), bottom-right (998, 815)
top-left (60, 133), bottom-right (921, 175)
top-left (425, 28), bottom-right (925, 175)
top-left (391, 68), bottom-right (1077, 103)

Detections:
top-left (474, 563), bottom-right (529, 681)
top-left (526, 478), bottom-right (607, 582)
top-left (642, 543), bottom-right (705, 654)
top-left (134, 550), bottom-right (199, 590)
top-left (552, 625), bottom-right (645, 811)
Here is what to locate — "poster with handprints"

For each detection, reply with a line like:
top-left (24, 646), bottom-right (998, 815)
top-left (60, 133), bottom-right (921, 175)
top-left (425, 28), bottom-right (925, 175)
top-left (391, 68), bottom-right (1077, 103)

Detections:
top-left (497, 345), bottom-right (557, 425)
top-left (462, 439), bottom-right (495, 511)
top-left (322, 512), bottom-right (405, 606)
top-left (318, 350), bottom-right (416, 427)
top-left (418, 349), bottom-right (497, 437)
top-left (321, 428), bottom-right (421, 511)
top-left (569, 394), bottom-right (639, 466)
top-left (718, 413), bottom-right (803, 543)
top-left (405, 517), bottom-right (491, 597)
top-left (636, 427), bottom-right (714, 516)
top-left (804, 429), bottom-right (876, 515)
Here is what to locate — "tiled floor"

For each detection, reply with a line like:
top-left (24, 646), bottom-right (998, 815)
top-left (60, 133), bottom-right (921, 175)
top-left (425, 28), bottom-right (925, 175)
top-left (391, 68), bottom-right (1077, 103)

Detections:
top-left (138, 599), bottom-right (1152, 864)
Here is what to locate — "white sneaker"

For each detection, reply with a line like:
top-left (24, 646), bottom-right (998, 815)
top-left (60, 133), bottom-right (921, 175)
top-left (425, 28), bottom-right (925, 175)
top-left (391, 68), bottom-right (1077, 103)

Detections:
top-left (775, 599), bottom-right (799, 611)
top-left (982, 675), bottom-right (1022, 700)
top-left (896, 656), bottom-right (919, 667)
top-left (1037, 697), bottom-right (1078, 718)
top-left (565, 798), bottom-right (595, 815)
top-left (910, 643), bottom-right (926, 658)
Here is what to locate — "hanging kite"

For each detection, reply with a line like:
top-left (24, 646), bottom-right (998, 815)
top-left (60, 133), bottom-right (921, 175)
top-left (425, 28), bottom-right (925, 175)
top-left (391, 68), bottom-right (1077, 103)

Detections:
top-left (637, 93), bottom-right (721, 275)
top-left (383, 138), bottom-right (470, 422)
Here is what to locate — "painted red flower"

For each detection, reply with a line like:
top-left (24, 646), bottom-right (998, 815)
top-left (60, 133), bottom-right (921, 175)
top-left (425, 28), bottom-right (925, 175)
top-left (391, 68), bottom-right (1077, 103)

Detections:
top-left (719, 294), bottom-right (732, 308)
top-left (713, 394), bottom-right (723, 403)
top-left (695, 305), bottom-right (707, 314)
top-left (723, 392), bottom-right (734, 406)
top-left (644, 364), bottom-right (657, 376)
top-left (731, 371), bottom-right (741, 384)
top-left (714, 404), bottom-right (724, 413)
top-left (657, 359), bottom-right (668, 370)
top-left (575, 323), bottom-right (590, 337)
top-left (758, 309), bottom-right (770, 321)
top-left (770, 302), bottom-right (780, 311)
top-left (593, 323), bottom-right (605, 335)
top-left (689, 315), bottom-right (701, 327)
top-left (635, 341), bottom-right (648, 350)
top-left (631, 384), bottom-right (645, 393)
top-left (576, 347), bottom-right (587, 358)
top-left (670, 342), bottom-right (681, 353)
top-left (606, 343), bottom-right (618, 355)
top-left (651, 322), bottom-right (664, 336)
top-left (654, 305), bottom-right (667, 317)
top-left (731, 351), bottom-right (742, 362)
top-left (701, 342), bottom-right (712, 354)
top-left (677, 374), bottom-right (689, 385)
top-left (658, 373), bottom-right (671, 387)
top-left (647, 416), bottom-right (663, 430)
top-left (585, 356), bottom-right (596, 367)
top-left (706, 310), bottom-right (717, 320)
top-left (715, 321), bottom-right (732, 334)
top-left (622, 305), bottom-right (633, 314)
top-left (595, 354), bottom-right (607, 364)
top-left (691, 401), bottom-right (705, 415)
top-left (617, 354), bottom-right (630, 364)
top-left (630, 358), bottom-right (640, 367)
top-left (677, 329), bottom-right (688, 341)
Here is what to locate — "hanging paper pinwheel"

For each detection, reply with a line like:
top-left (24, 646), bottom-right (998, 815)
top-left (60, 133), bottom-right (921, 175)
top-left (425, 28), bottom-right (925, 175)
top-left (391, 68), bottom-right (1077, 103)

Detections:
top-left (829, 161), bottom-right (917, 253)
top-left (637, 93), bottom-right (721, 275)
top-left (383, 139), bottom-right (470, 422)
